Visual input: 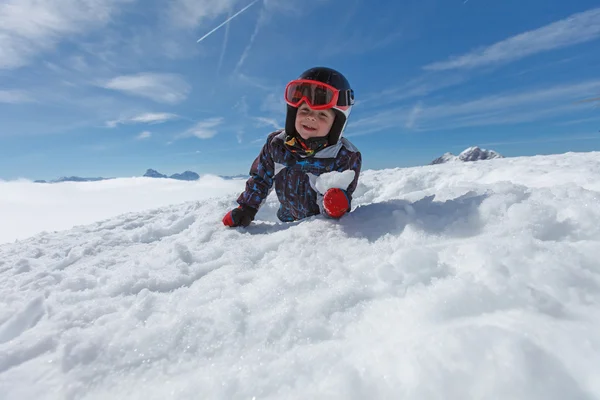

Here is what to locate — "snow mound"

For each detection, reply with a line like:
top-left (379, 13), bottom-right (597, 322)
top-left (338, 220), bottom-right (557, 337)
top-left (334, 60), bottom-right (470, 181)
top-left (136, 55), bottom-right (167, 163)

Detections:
top-left (315, 170), bottom-right (356, 193)
top-left (1, 151), bottom-right (600, 400)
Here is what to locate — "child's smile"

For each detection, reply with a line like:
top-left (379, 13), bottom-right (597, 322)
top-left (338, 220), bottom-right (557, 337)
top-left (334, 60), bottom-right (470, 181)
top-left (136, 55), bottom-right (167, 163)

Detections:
top-left (300, 123), bottom-right (316, 132)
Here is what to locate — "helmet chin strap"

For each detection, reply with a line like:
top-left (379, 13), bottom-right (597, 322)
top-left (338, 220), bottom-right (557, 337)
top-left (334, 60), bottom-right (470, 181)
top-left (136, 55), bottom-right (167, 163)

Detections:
top-left (283, 131), bottom-right (329, 156)
top-left (302, 135), bottom-right (329, 150)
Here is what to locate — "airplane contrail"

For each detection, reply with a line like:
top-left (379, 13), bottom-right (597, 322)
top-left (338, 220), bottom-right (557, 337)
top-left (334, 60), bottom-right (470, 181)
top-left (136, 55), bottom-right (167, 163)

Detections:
top-left (197, 0), bottom-right (259, 44)
top-left (216, 8), bottom-right (233, 75)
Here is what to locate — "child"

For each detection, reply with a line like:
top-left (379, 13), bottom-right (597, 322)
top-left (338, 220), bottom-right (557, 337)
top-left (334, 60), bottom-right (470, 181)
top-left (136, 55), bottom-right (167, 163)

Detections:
top-left (223, 66), bottom-right (362, 227)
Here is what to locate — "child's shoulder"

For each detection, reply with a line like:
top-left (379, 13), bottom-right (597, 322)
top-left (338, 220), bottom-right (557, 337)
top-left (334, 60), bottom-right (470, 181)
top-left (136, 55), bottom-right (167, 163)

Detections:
top-left (261, 129), bottom-right (286, 146)
top-left (340, 137), bottom-right (360, 153)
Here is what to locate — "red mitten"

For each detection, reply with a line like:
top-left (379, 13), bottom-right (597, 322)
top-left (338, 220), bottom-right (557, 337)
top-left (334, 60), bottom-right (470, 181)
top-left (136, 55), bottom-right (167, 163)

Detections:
top-left (222, 209), bottom-right (236, 227)
top-left (222, 205), bottom-right (257, 227)
top-left (323, 188), bottom-right (350, 219)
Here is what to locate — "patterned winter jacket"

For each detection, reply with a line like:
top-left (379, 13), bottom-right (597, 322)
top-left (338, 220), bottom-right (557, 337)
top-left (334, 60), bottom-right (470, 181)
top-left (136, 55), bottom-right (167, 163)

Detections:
top-left (237, 130), bottom-right (362, 222)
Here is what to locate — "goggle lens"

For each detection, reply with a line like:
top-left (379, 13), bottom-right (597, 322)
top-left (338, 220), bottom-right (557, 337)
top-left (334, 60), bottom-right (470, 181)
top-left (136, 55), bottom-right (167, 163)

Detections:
top-left (285, 80), bottom-right (339, 109)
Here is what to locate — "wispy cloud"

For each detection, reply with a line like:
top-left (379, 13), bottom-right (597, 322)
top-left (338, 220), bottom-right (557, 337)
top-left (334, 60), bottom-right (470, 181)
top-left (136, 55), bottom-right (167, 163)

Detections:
top-left (106, 112), bottom-right (180, 128)
top-left (321, 0), bottom-right (406, 57)
top-left (169, 0), bottom-right (238, 29)
top-left (424, 7), bottom-right (600, 71)
top-left (216, 7), bottom-right (233, 76)
top-left (0, 90), bottom-right (33, 104)
top-left (325, 30), bottom-right (403, 57)
top-left (234, 96), bottom-right (250, 116)
top-left (234, 7), bottom-right (265, 72)
top-left (136, 131), bottom-right (152, 140)
top-left (421, 79), bottom-right (600, 120)
top-left (232, 0), bottom-right (310, 73)
top-left (360, 73), bottom-right (468, 108)
top-left (235, 72), bottom-right (274, 91)
top-left (260, 92), bottom-right (286, 116)
top-left (254, 117), bottom-right (282, 130)
top-left (261, 0), bottom-right (302, 15)
top-left (101, 73), bottom-right (191, 104)
top-left (558, 116), bottom-right (600, 126)
top-left (349, 79), bottom-right (600, 136)
top-left (82, 143), bottom-right (111, 152)
top-left (405, 102), bottom-right (423, 129)
top-left (576, 96), bottom-right (600, 104)
top-left (180, 118), bottom-right (224, 139)
top-left (474, 134), bottom-right (600, 148)
top-left (0, 0), bottom-right (131, 69)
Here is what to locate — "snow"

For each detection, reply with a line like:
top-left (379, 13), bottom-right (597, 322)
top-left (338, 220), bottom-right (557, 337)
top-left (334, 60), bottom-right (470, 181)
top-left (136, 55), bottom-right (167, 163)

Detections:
top-left (315, 170), bottom-right (356, 193)
top-left (1, 151), bottom-right (600, 399)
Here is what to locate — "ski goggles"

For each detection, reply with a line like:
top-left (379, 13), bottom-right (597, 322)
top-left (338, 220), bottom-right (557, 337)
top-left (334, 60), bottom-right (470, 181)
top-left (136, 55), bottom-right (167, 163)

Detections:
top-left (284, 79), bottom-right (354, 110)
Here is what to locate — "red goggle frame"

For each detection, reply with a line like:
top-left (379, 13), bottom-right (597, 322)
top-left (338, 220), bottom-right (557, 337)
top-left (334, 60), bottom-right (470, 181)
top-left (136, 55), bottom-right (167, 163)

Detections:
top-left (284, 79), bottom-right (353, 110)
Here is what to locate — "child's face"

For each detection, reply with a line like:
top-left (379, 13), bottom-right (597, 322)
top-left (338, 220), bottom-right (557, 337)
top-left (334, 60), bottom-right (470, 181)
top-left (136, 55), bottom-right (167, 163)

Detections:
top-left (294, 102), bottom-right (335, 140)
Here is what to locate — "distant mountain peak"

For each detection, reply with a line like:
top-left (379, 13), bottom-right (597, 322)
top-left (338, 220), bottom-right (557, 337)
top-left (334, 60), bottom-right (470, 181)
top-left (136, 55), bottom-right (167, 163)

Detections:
top-left (431, 146), bottom-right (503, 165)
top-left (430, 152), bottom-right (457, 165)
top-left (143, 169), bottom-right (167, 178)
top-left (169, 171), bottom-right (200, 181)
top-left (53, 176), bottom-right (107, 183)
top-left (142, 169), bottom-right (202, 181)
top-left (458, 146), bottom-right (503, 162)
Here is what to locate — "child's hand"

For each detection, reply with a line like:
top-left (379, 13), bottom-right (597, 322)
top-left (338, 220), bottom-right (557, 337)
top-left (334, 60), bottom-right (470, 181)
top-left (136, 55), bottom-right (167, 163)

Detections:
top-left (223, 205), bottom-right (257, 227)
top-left (323, 188), bottom-right (350, 219)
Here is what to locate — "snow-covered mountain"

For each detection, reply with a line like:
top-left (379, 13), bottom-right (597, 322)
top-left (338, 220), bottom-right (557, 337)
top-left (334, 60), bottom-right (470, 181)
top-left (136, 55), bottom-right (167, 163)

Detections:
top-left (431, 146), bottom-right (504, 164)
top-left (2, 151), bottom-right (600, 400)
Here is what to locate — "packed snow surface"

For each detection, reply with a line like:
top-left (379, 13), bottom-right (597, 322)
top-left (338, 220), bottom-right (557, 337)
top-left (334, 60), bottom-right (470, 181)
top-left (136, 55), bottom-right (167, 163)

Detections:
top-left (1, 151), bottom-right (600, 400)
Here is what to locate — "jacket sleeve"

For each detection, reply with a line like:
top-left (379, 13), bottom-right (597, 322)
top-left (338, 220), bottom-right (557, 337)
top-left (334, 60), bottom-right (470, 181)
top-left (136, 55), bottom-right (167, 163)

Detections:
top-left (236, 136), bottom-right (276, 210)
top-left (340, 150), bottom-right (362, 204)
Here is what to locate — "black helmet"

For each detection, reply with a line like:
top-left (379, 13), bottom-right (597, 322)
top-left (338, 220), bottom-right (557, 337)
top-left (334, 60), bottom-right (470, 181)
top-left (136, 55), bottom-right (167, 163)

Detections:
top-left (285, 66), bottom-right (355, 146)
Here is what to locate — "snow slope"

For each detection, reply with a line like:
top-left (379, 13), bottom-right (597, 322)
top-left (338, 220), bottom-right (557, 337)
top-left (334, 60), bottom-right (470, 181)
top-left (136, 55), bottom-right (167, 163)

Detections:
top-left (1, 151), bottom-right (600, 400)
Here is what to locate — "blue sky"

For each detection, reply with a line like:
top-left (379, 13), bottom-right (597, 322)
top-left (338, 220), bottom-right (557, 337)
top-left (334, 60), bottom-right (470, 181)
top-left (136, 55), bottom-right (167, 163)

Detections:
top-left (1, 0), bottom-right (600, 180)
